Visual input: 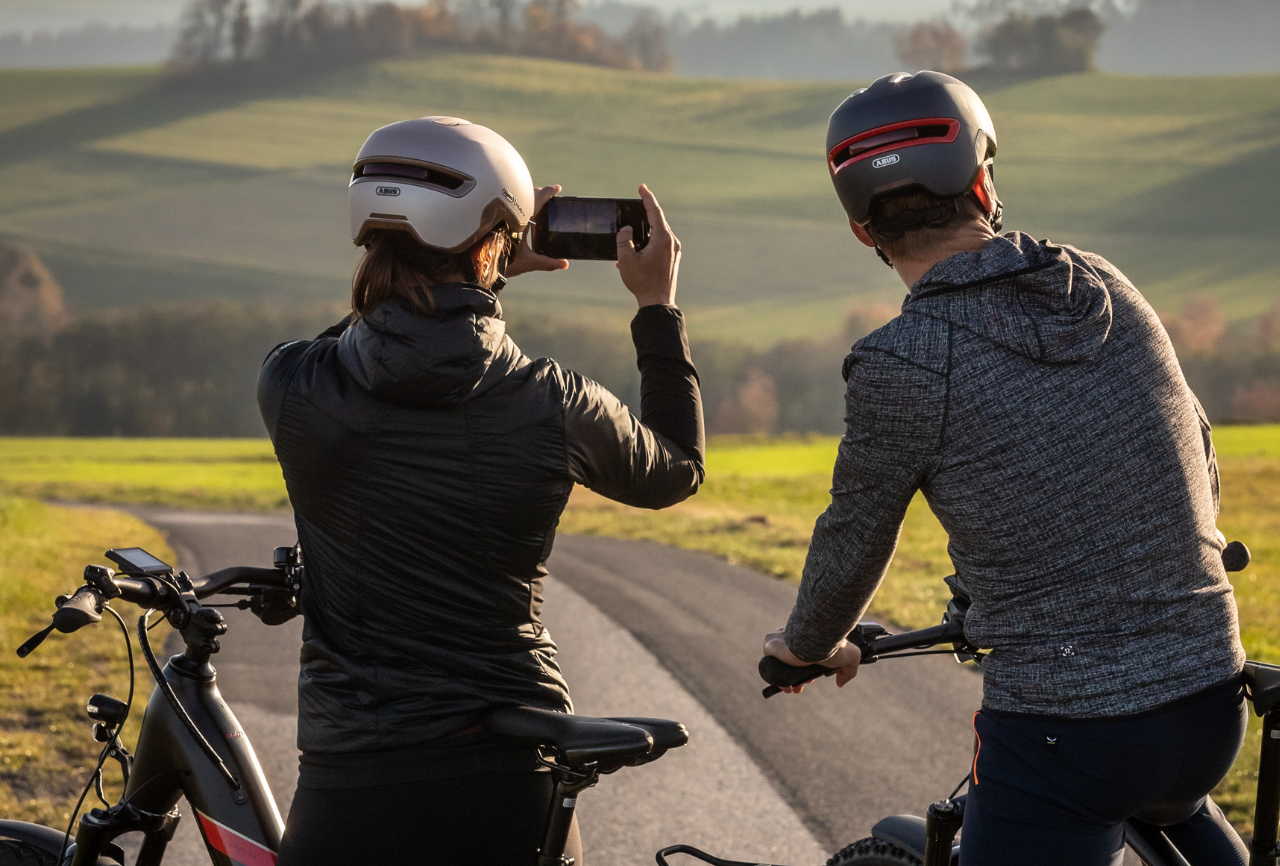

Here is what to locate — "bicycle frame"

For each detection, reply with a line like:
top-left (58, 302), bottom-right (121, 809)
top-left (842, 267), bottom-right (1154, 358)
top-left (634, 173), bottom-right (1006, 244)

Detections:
top-left (69, 650), bottom-right (283, 866)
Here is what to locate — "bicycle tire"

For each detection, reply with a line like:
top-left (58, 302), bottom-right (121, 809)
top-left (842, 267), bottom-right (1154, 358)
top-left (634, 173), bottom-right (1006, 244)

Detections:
top-left (0, 839), bottom-right (59, 866)
top-left (826, 836), bottom-right (923, 866)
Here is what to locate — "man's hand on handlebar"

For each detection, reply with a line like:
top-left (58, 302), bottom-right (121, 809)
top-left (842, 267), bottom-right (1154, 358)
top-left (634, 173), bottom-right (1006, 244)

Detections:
top-left (763, 628), bottom-right (862, 694)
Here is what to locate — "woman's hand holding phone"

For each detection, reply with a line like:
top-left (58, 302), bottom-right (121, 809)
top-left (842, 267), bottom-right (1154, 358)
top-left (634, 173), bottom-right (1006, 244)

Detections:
top-left (618, 184), bottom-right (680, 309)
top-left (505, 184), bottom-right (570, 279)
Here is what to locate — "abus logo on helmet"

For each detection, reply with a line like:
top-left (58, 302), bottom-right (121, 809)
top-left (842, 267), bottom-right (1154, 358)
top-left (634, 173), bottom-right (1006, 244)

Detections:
top-left (375, 186), bottom-right (400, 196)
top-left (502, 188), bottom-right (525, 217)
top-left (872, 154), bottom-right (900, 169)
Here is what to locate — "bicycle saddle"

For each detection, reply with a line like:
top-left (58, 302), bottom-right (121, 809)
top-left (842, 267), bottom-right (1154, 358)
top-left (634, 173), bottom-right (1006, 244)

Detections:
top-left (482, 706), bottom-right (687, 770)
top-left (1244, 661), bottom-right (1280, 716)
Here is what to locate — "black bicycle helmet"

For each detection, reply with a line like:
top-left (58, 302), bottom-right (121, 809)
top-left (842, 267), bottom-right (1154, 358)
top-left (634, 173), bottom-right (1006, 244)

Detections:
top-left (826, 71), bottom-right (1000, 231)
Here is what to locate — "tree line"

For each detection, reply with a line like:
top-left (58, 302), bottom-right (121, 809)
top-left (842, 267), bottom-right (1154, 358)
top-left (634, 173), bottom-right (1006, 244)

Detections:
top-left (168, 0), bottom-right (1108, 83)
top-left (2, 294), bottom-right (1277, 438)
top-left (170, 0), bottom-right (673, 75)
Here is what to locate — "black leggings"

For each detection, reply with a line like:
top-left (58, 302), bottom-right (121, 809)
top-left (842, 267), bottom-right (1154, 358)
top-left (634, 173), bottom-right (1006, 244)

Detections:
top-left (960, 677), bottom-right (1249, 865)
top-left (276, 771), bottom-right (582, 866)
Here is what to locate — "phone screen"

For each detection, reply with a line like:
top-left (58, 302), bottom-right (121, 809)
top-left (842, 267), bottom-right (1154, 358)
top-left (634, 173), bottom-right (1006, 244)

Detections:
top-left (534, 197), bottom-right (650, 261)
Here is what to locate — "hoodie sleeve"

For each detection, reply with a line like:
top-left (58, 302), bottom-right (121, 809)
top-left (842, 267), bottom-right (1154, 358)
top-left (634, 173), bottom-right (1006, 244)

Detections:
top-left (785, 321), bottom-right (949, 663)
top-left (561, 305), bottom-right (705, 509)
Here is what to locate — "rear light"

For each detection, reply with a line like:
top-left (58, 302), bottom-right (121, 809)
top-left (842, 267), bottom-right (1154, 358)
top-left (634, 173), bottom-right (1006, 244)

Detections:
top-left (828, 118), bottom-right (961, 175)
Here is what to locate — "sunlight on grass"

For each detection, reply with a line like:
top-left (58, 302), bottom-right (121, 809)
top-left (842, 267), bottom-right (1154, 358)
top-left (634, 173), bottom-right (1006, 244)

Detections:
top-left (2, 429), bottom-right (1277, 829)
top-left (0, 496), bottom-right (173, 826)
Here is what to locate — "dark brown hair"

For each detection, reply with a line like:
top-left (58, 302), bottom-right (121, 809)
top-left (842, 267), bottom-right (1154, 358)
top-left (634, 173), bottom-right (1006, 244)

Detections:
top-left (867, 188), bottom-right (985, 263)
top-left (350, 229), bottom-right (509, 318)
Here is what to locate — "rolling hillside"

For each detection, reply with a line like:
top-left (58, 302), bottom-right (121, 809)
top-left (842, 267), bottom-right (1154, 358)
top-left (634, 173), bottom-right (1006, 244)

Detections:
top-left (0, 56), bottom-right (1277, 345)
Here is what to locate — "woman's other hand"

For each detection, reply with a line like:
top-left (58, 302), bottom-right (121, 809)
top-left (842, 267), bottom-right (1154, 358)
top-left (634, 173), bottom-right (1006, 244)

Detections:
top-left (506, 185), bottom-right (569, 279)
top-left (618, 184), bottom-right (680, 308)
top-left (763, 628), bottom-right (862, 694)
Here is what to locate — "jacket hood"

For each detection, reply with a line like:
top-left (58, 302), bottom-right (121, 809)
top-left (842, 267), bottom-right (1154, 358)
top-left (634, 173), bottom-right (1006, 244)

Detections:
top-left (337, 283), bottom-right (524, 408)
top-left (905, 232), bottom-right (1113, 364)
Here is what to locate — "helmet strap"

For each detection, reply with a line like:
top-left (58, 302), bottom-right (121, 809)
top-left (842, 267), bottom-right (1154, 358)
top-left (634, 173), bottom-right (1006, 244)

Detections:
top-left (874, 244), bottom-right (894, 268)
top-left (971, 165), bottom-right (1003, 234)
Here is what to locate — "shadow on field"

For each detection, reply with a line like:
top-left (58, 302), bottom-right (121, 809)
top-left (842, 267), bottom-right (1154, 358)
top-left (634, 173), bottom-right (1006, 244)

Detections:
top-left (1109, 134), bottom-right (1280, 234)
top-left (0, 65), bottom-right (362, 171)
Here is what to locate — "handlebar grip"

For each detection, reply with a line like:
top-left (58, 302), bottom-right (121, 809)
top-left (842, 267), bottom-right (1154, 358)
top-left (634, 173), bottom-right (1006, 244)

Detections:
top-left (1222, 540), bottom-right (1251, 573)
top-left (52, 586), bottom-right (104, 633)
top-left (758, 656), bottom-right (833, 689)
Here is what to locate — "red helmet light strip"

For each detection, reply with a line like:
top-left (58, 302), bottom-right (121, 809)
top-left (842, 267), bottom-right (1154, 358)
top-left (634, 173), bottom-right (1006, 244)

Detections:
top-left (195, 810), bottom-right (277, 866)
top-left (828, 118), bottom-right (961, 175)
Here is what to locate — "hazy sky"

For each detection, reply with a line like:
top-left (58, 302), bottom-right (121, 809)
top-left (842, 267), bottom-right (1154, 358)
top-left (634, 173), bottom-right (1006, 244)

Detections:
top-left (0, 0), bottom-right (952, 32)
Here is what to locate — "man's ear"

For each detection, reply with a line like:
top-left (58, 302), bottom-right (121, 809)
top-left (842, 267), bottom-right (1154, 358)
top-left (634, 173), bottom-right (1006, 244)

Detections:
top-left (849, 219), bottom-right (876, 248)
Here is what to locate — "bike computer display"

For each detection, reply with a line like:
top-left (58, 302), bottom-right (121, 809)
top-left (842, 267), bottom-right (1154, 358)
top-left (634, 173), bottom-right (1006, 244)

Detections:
top-left (105, 547), bottom-right (173, 575)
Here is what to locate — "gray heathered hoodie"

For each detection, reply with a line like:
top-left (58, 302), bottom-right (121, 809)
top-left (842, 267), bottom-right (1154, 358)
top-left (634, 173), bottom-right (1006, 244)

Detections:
top-left (785, 232), bottom-right (1244, 718)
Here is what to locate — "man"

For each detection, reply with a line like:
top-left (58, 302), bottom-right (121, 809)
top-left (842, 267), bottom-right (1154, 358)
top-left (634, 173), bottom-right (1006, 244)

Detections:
top-left (763, 72), bottom-right (1247, 865)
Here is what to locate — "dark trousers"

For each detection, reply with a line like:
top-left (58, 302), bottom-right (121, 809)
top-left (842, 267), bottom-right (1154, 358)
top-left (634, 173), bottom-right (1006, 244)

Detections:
top-left (960, 677), bottom-right (1249, 866)
top-left (276, 770), bottom-right (582, 866)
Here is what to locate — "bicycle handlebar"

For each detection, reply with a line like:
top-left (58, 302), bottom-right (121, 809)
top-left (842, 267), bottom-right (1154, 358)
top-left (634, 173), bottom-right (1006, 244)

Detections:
top-left (759, 618), bottom-right (967, 696)
top-left (16, 563), bottom-right (292, 658)
top-left (759, 539), bottom-right (1252, 698)
top-left (190, 566), bottom-right (288, 598)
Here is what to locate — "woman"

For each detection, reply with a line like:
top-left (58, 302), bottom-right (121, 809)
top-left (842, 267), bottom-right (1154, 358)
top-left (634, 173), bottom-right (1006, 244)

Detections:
top-left (261, 117), bottom-right (704, 864)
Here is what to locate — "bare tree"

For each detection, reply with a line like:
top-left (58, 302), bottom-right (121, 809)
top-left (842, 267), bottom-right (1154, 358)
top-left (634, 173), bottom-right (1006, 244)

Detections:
top-left (624, 10), bottom-right (674, 72)
top-left (230, 0), bottom-right (252, 62)
top-left (895, 20), bottom-right (966, 73)
top-left (172, 0), bottom-right (234, 63)
top-left (978, 7), bottom-right (1104, 73)
top-left (491, 0), bottom-right (518, 46)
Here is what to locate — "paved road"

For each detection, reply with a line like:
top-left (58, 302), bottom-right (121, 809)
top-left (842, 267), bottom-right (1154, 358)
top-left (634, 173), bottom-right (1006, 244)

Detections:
top-left (121, 509), bottom-right (990, 864)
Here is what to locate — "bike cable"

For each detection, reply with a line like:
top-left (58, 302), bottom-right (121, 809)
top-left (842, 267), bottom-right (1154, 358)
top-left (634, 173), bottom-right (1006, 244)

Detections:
top-left (57, 605), bottom-right (135, 866)
top-left (136, 612), bottom-right (241, 791)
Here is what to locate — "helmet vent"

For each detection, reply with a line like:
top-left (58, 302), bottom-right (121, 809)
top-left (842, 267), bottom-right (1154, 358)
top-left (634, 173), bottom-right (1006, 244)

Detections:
top-left (355, 161), bottom-right (470, 191)
top-left (828, 118), bottom-right (960, 175)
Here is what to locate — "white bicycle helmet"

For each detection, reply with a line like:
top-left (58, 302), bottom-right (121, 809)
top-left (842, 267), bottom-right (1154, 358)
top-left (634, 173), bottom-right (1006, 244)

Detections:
top-left (348, 117), bottom-right (535, 253)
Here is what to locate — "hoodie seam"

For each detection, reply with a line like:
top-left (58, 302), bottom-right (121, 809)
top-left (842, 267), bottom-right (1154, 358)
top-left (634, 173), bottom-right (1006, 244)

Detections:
top-left (1015, 288), bottom-right (1047, 361)
top-left (940, 322), bottom-right (953, 450)
top-left (857, 345), bottom-right (947, 376)
top-left (909, 311), bottom-right (1060, 366)
top-left (910, 259), bottom-right (1059, 302)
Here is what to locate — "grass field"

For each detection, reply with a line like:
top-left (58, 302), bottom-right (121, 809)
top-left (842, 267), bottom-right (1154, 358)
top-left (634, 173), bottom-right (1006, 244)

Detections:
top-left (0, 496), bottom-right (174, 827)
top-left (0, 58), bottom-right (1277, 343)
top-left (2, 429), bottom-right (1278, 829)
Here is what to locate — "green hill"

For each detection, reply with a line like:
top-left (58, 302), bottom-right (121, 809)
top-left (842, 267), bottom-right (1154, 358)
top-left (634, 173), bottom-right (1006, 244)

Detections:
top-left (1, 56), bottom-right (1277, 345)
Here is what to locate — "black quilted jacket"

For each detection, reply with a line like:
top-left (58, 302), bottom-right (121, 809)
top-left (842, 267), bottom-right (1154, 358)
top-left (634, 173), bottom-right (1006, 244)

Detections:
top-left (259, 284), bottom-right (703, 754)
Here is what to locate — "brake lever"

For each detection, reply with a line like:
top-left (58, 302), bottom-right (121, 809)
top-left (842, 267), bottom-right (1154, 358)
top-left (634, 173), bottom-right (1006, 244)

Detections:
top-left (16, 586), bottom-right (105, 658)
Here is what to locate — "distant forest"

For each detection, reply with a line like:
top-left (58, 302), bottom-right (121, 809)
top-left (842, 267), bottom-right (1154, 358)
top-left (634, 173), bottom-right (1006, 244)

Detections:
top-left (1, 0), bottom-right (1277, 77)
top-left (165, 0), bottom-right (1106, 80)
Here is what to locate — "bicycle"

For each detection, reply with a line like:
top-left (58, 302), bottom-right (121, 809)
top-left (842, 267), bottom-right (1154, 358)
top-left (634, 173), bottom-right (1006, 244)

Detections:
top-left (718, 538), bottom-right (1278, 866)
top-left (0, 545), bottom-right (688, 866)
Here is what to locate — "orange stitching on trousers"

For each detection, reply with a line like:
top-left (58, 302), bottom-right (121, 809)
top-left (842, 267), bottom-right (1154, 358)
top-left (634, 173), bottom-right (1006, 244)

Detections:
top-left (971, 711), bottom-right (981, 785)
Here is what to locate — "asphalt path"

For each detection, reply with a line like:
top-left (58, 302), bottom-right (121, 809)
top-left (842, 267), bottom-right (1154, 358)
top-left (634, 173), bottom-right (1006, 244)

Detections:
top-left (117, 509), bottom-right (992, 865)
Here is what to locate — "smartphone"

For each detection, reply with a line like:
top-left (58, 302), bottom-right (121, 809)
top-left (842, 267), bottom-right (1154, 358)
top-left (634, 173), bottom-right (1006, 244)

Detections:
top-left (531, 196), bottom-right (651, 261)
